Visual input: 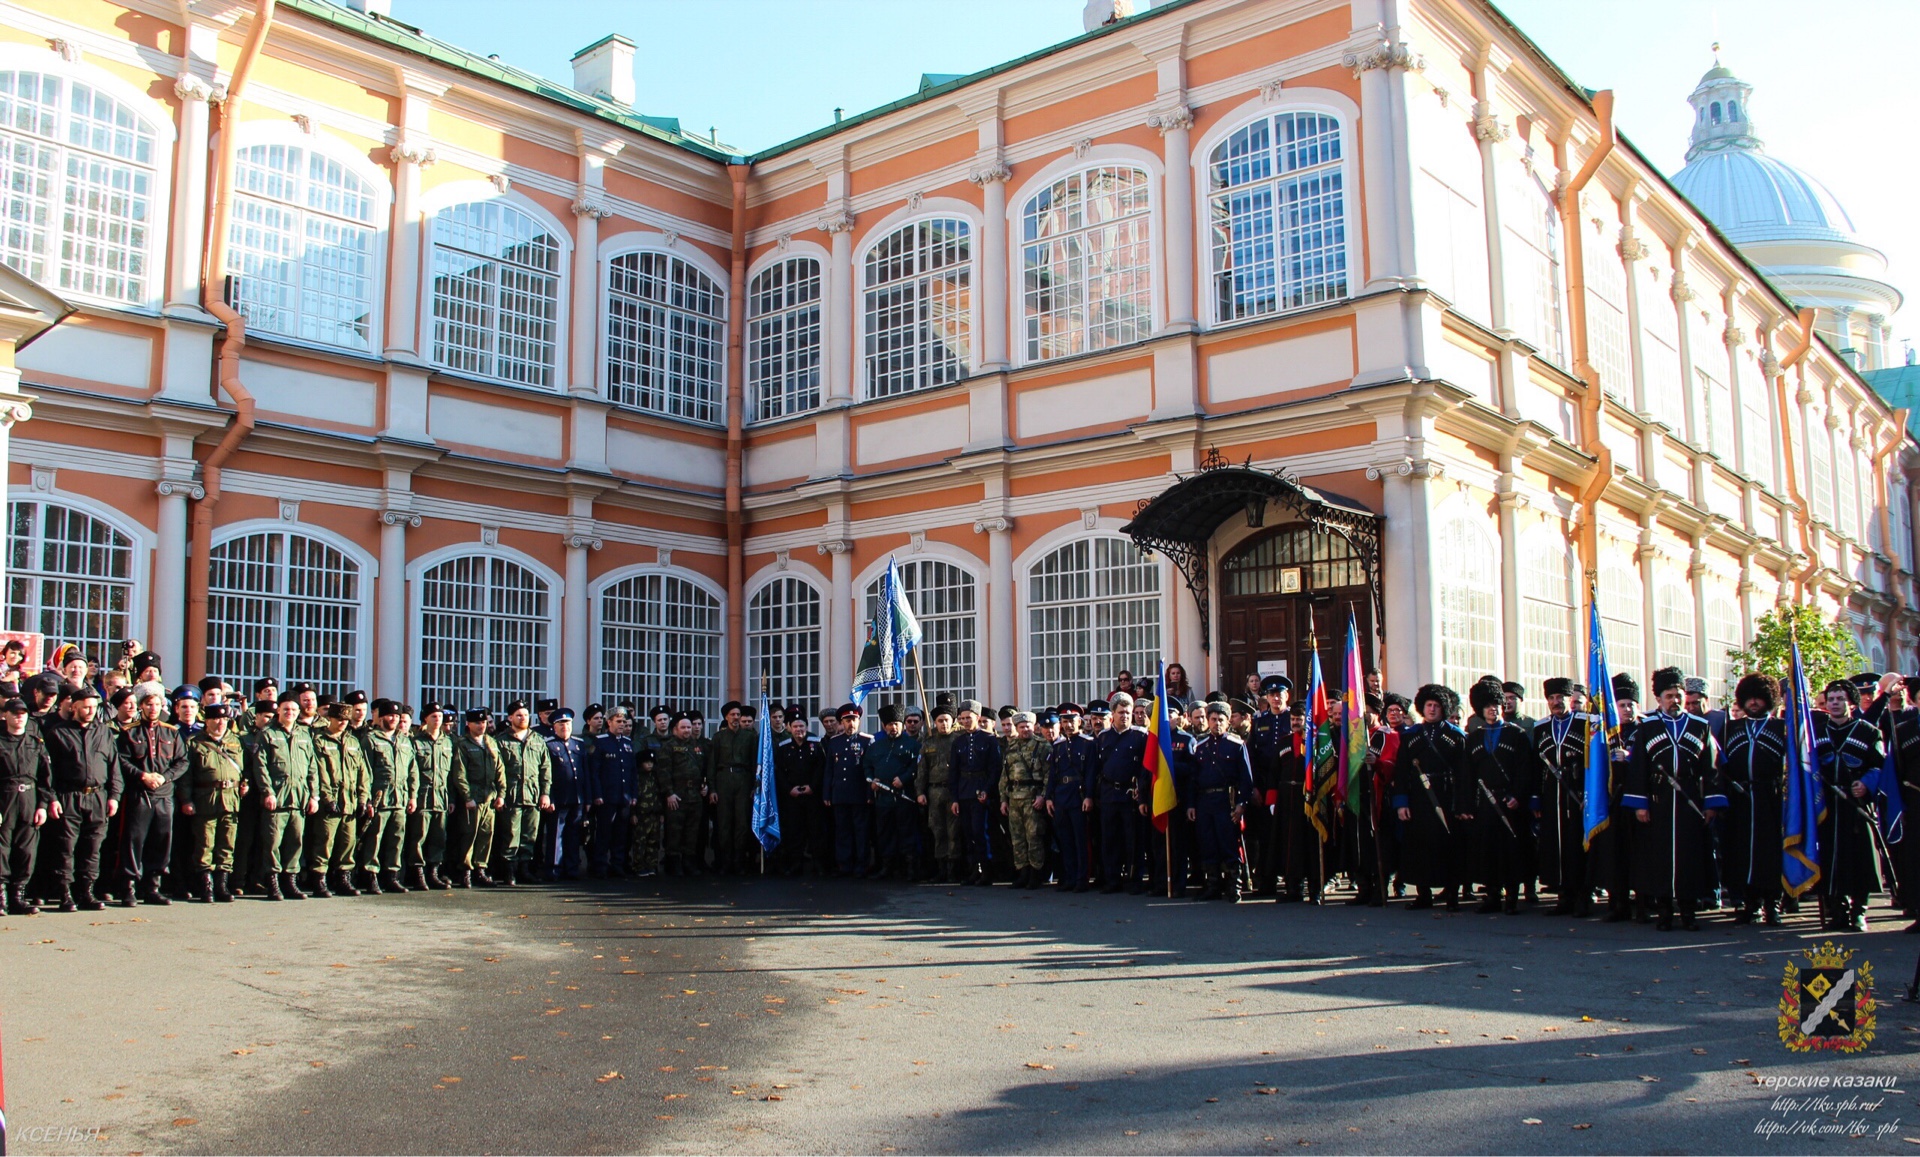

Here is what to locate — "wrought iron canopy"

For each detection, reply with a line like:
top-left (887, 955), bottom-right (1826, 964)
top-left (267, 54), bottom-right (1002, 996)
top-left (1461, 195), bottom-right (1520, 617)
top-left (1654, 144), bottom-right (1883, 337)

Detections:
top-left (1121, 452), bottom-right (1383, 653)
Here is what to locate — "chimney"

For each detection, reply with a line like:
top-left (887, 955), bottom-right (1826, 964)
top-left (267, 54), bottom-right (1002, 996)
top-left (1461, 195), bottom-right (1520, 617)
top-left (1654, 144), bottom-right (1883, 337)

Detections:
top-left (341, 0), bottom-right (393, 16)
top-left (571, 35), bottom-right (636, 106)
top-left (1081, 0), bottom-right (1138, 32)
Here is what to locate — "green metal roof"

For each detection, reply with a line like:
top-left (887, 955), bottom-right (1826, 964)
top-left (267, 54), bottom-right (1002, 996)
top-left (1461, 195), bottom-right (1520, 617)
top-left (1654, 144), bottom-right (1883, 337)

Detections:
top-left (1862, 365), bottom-right (1920, 437)
top-left (279, 0), bottom-right (740, 160)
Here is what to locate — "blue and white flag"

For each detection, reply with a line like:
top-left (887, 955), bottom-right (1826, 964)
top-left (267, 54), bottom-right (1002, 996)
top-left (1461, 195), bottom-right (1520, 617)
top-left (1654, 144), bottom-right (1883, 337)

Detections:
top-left (851, 556), bottom-right (922, 706)
top-left (1581, 579), bottom-right (1621, 851)
top-left (751, 687), bottom-right (780, 855)
top-left (1781, 638), bottom-right (1825, 898)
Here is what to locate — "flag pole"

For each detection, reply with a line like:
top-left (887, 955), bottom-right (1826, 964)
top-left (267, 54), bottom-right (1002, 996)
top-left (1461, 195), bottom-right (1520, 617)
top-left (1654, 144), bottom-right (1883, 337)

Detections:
top-left (760, 669), bottom-right (769, 878)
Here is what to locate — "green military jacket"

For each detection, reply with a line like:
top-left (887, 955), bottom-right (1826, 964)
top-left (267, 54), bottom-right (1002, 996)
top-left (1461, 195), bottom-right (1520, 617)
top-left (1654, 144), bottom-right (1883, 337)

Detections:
top-left (365, 728), bottom-right (419, 812)
top-left (189, 729), bottom-right (246, 815)
top-left (998, 736), bottom-right (1052, 799)
top-left (247, 722), bottom-right (316, 809)
top-left (411, 728), bottom-right (455, 812)
top-left (709, 725), bottom-right (757, 777)
top-left (453, 733), bottom-right (505, 804)
top-left (660, 735), bottom-right (707, 790)
top-left (919, 731), bottom-right (955, 799)
top-left (311, 728), bottom-right (370, 814)
top-left (495, 729), bottom-right (552, 808)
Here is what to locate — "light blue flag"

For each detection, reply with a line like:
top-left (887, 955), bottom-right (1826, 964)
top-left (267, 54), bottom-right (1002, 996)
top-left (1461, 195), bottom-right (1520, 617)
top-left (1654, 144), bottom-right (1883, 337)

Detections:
top-left (1582, 581), bottom-right (1621, 851)
top-left (751, 687), bottom-right (780, 855)
top-left (851, 556), bottom-right (922, 706)
top-left (1781, 639), bottom-right (1824, 898)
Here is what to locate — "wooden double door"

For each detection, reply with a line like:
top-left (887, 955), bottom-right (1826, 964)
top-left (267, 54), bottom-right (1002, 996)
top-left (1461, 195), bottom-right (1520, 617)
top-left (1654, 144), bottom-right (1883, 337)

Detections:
top-left (1217, 524), bottom-right (1375, 698)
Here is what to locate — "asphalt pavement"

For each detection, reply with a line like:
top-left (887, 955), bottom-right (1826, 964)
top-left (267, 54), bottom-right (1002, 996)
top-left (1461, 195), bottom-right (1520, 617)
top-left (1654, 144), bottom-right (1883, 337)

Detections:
top-left (4, 878), bottom-right (1918, 1155)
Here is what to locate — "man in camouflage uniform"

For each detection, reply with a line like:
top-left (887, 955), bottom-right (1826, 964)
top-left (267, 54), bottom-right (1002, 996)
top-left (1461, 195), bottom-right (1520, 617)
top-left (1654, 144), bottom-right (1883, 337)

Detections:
top-left (306, 703), bottom-right (369, 897)
top-left (361, 699), bottom-right (418, 894)
top-left (492, 702), bottom-right (553, 886)
top-left (661, 712), bottom-right (709, 875)
top-left (408, 703), bottom-right (456, 890)
top-left (453, 708), bottom-right (506, 886)
top-left (999, 710), bottom-right (1052, 889)
top-left (181, 702), bottom-right (244, 902)
top-left (248, 691), bottom-right (315, 901)
top-left (917, 696), bottom-right (959, 883)
top-left (708, 701), bottom-right (759, 874)
top-left (628, 746), bottom-right (668, 878)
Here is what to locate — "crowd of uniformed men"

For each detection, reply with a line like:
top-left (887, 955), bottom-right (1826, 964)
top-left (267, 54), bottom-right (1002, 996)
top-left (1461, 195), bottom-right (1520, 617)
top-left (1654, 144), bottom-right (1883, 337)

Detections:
top-left (0, 645), bottom-right (1914, 937)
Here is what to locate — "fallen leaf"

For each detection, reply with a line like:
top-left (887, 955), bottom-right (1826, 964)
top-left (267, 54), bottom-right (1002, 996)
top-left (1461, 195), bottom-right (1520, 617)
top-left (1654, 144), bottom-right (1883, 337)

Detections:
top-left (173, 1118), bottom-right (197, 1127)
top-left (1024, 1062), bottom-right (1055, 1070)
top-left (597, 1071), bottom-right (623, 1083)
top-left (1522, 1118), bottom-right (1542, 1125)
top-left (766, 1094), bottom-right (783, 1101)
top-left (441, 1076), bottom-right (461, 1084)
top-left (1691, 1048), bottom-right (1708, 1056)
top-left (1638, 1075), bottom-right (1660, 1083)
top-left (231, 1049), bottom-right (253, 1056)
top-left (1572, 1124), bottom-right (1592, 1131)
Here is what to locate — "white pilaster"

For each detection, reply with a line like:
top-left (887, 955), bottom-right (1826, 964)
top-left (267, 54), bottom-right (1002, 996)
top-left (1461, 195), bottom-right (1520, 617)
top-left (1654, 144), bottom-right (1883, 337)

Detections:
top-left (570, 133), bottom-right (620, 397)
top-left (377, 507), bottom-right (417, 695)
top-left (562, 533), bottom-right (597, 708)
top-left (978, 517), bottom-right (1015, 704)
top-left (386, 72), bottom-right (444, 362)
top-left (167, 48), bottom-right (215, 313)
top-left (152, 477), bottom-right (198, 672)
top-left (820, 538), bottom-right (853, 701)
top-left (1152, 100), bottom-right (1196, 332)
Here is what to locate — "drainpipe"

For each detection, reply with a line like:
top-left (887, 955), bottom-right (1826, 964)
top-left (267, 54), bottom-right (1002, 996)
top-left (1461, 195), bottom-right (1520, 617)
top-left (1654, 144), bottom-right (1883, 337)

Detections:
top-left (725, 163), bottom-right (748, 700)
top-left (1771, 307), bottom-right (1816, 596)
top-left (1563, 90), bottom-right (1615, 583)
top-left (185, 0), bottom-right (274, 673)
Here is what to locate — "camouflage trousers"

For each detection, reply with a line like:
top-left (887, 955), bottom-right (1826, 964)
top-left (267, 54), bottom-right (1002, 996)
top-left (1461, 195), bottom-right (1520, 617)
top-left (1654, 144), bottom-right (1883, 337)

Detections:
top-left (1006, 793), bottom-right (1048, 871)
top-left (924, 788), bottom-right (959, 863)
top-left (627, 808), bottom-right (664, 874)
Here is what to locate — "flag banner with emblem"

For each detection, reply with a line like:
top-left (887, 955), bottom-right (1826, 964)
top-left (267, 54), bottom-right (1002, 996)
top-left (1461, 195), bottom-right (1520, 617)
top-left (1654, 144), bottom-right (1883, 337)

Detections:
top-left (1340, 611), bottom-right (1367, 817)
top-left (1582, 578), bottom-right (1620, 851)
top-left (1302, 618), bottom-right (1335, 841)
top-left (1143, 660), bottom-right (1180, 833)
top-left (851, 556), bottom-right (922, 706)
top-left (1781, 636), bottom-right (1825, 898)
top-left (751, 686), bottom-right (780, 853)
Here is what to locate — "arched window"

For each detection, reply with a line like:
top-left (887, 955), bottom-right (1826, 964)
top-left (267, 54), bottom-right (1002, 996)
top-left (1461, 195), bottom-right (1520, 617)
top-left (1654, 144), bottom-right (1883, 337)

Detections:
top-left (417, 554), bottom-right (551, 712)
top-left (598, 572), bottom-right (722, 720)
top-left (1598, 561), bottom-right (1644, 684)
top-left (6, 498), bottom-right (136, 666)
top-left (748, 256), bottom-right (821, 420)
top-left (1435, 511), bottom-right (1498, 691)
top-left (229, 140), bottom-right (380, 350)
top-left (1728, 101), bottom-right (1741, 122)
top-left (1027, 537), bottom-right (1160, 708)
top-left (861, 559), bottom-right (977, 719)
top-left (206, 529), bottom-right (360, 695)
top-left (863, 218), bottom-right (970, 399)
top-left (1654, 578), bottom-right (1695, 673)
top-left (747, 576), bottom-right (821, 710)
top-left (430, 200), bottom-right (561, 388)
top-left (1503, 154), bottom-right (1565, 366)
top-left (1711, 102), bottom-right (1723, 123)
top-left (1519, 530), bottom-right (1575, 715)
top-left (1585, 207), bottom-right (1631, 402)
top-left (0, 69), bottom-right (161, 304)
top-left (1806, 410), bottom-right (1835, 524)
top-left (1021, 165), bottom-right (1153, 362)
top-left (1208, 109), bottom-right (1348, 322)
top-left (1705, 594), bottom-right (1742, 697)
top-left (606, 250), bottom-right (726, 423)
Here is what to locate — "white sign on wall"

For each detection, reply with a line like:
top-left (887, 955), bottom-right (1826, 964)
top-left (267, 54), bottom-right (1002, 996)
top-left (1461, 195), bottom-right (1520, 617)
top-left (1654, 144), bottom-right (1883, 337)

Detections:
top-left (1256, 659), bottom-right (1288, 677)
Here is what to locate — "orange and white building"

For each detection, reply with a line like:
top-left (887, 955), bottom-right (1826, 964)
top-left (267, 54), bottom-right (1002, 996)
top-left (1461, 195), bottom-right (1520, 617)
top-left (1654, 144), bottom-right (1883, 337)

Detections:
top-left (1, 0), bottom-right (1913, 719)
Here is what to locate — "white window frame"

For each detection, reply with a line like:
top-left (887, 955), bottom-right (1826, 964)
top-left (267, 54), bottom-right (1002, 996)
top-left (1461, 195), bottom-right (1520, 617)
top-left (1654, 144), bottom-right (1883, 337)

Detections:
top-left (856, 204), bottom-right (978, 401)
top-left (0, 49), bottom-right (175, 311)
top-left (407, 543), bottom-right (561, 713)
top-left (1518, 526), bottom-right (1576, 718)
top-left (4, 487), bottom-right (151, 665)
top-left (745, 244), bottom-right (825, 422)
top-left (1598, 555), bottom-right (1644, 684)
top-left (590, 564), bottom-right (726, 722)
top-left (1653, 576), bottom-right (1696, 675)
top-left (856, 551), bottom-right (981, 725)
top-left (1015, 159), bottom-right (1157, 365)
top-left (205, 519), bottom-right (375, 696)
top-left (1704, 592), bottom-right (1743, 698)
top-left (422, 183), bottom-right (569, 391)
top-left (226, 122), bottom-right (389, 354)
top-left (1020, 532), bottom-right (1163, 708)
top-left (1434, 501), bottom-right (1499, 692)
top-left (1195, 93), bottom-right (1358, 329)
top-left (602, 235), bottom-right (729, 425)
top-left (745, 573), bottom-right (824, 712)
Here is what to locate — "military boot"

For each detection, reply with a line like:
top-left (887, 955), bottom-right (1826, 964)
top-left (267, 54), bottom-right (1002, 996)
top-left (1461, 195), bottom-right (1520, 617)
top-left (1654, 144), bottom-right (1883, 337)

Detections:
top-left (381, 870), bottom-right (407, 894)
top-left (306, 871), bottom-right (332, 898)
top-left (472, 867), bottom-right (495, 887)
top-left (193, 870), bottom-right (214, 903)
top-left (8, 884), bottom-right (38, 915)
top-left (1196, 869), bottom-right (1219, 901)
top-left (406, 866), bottom-right (429, 892)
top-left (431, 866), bottom-right (453, 890)
top-left (1845, 899), bottom-right (1867, 932)
top-left (260, 872), bottom-right (282, 901)
top-left (1222, 869), bottom-right (1242, 904)
top-left (1408, 886), bottom-right (1433, 910)
top-left (360, 869), bottom-right (384, 895)
top-left (1762, 900), bottom-right (1782, 926)
top-left (1655, 898), bottom-right (1675, 932)
top-left (499, 862), bottom-right (518, 887)
top-left (76, 879), bottom-right (104, 911)
top-left (213, 871), bottom-right (234, 903)
top-left (56, 884), bottom-right (77, 913)
top-left (280, 871), bottom-right (306, 899)
top-left (332, 869), bottom-right (359, 896)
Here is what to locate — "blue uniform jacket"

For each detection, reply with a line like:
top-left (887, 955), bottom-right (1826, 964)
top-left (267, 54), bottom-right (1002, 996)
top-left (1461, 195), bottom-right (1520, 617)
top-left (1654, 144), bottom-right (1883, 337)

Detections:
top-left (587, 733), bottom-right (637, 803)
top-left (824, 731), bottom-right (873, 806)
top-left (1096, 726), bottom-right (1148, 803)
top-left (949, 730), bottom-right (1001, 800)
top-left (545, 735), bottom-right (587, 807)
top-left (862, 732), bottom-right (920, 803)
top-left (1183, 732), bottom-right (1256, 803)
